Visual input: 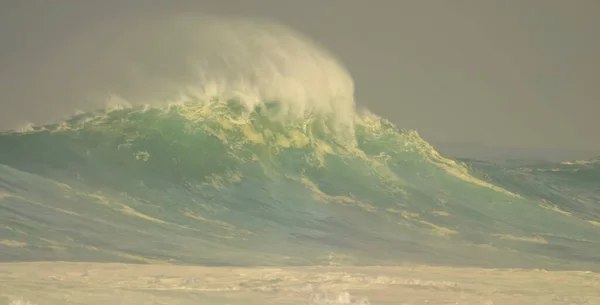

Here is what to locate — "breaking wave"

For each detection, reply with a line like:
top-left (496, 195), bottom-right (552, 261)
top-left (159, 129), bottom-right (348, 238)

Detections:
top-left (0, 14), bottom-right (599, 272)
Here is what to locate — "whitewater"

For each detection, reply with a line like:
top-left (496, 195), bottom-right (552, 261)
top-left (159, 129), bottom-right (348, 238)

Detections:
top-left (1, 14), bottom-right (599, 305)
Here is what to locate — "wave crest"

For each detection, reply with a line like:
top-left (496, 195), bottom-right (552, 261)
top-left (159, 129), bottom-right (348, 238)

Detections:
top-left (9, 14), bottom-right (356, 139)
top-left (96, 15), bottom-right (357, 138)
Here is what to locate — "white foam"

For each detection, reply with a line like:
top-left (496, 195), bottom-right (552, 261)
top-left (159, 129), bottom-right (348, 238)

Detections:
top-left (308, 292), bottom-right (371, 305)
top-left (13, 122), bottom-right (35, 133)
top-left (9, 299), bottom-right (37, 305)
top-left (66, 14), bottom-right (356, 136)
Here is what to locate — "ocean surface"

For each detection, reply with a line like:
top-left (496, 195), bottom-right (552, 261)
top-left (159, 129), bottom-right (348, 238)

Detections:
top-left (0, 16), bottom-right (599, 305)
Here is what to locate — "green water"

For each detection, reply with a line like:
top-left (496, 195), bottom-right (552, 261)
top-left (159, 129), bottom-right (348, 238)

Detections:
top-left (0, 101), bottom-right (598, 270)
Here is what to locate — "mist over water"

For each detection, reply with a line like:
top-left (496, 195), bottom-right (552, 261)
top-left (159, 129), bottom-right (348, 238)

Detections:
top-left (6, 14), bottom-right (356, 136)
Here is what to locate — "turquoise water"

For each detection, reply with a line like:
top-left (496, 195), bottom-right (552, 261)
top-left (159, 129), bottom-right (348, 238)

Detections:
top-left (1, 101), bottom-right (598, 271)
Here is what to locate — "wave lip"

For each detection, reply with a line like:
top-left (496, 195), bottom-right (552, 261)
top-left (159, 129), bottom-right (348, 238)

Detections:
top-left (5, 14), bottom-right (357, 140)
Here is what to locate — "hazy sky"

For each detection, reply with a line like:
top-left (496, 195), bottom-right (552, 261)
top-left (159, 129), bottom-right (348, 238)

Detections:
top-left (1, 1), bottom-right (598, 150)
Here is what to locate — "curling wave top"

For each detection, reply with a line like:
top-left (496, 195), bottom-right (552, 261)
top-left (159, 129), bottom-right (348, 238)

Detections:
top-left (15, 15), bottom-right (357, 138)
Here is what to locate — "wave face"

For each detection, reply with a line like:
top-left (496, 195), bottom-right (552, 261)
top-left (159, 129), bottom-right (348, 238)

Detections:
top-left (1, 101), bottom-right (599, 269)
top-left (0, 15), bottom-right (599, 271)
top-left (465, 157), bottom-right (600, 227)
